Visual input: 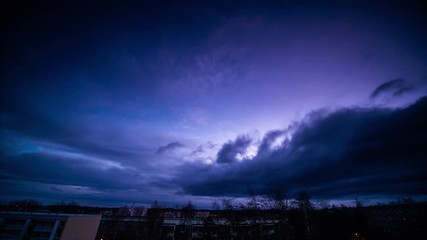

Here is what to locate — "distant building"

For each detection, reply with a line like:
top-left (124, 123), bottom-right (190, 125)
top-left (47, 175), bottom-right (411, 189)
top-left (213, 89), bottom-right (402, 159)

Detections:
top-left (95, 202), bottom-right (427, 240)
top-left (0, 211), bottom-right (101, 240)
top-left (363, 202), bottom-right (427, 240)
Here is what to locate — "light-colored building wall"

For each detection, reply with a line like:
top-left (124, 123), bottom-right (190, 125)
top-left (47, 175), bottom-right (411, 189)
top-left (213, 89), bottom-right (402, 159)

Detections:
top-left (0, 212), bottom-right (101, 240)
top-left (60, 215), bottom-right (101, 240)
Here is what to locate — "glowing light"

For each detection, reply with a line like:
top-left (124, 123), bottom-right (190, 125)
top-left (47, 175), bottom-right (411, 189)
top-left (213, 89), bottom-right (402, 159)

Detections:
top-left (235, 144), bottom-right (258, 161)
top-left (270, 135), bottom-right (286, 149)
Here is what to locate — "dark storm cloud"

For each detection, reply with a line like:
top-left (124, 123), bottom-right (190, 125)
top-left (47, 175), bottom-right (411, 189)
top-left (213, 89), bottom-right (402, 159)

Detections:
top-left (178, 96), bottom-right (427, 199)
top-left (156, 141), bottom-right (185, 154)
top-left (370, 78), bottom-right (414, 98)
top-left (216, 136), bottom-right (252, 164)
top-left (257, 130), bottom-right (286, 155)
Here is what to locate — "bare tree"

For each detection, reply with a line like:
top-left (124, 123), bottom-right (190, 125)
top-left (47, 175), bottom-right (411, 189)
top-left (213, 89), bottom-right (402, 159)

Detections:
top-left (265, 185), bottom-right (289, 211)
top-left (181, 200), bottom-right (195, 224)
top-left (9, 199), bottom-right (42, 212)
top-left (294, 192), bottom-right (313, 240)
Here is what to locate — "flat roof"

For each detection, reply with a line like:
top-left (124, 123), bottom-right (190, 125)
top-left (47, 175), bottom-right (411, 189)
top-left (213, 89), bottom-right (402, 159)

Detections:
top-left (0, 211), bottom-right (101, 217)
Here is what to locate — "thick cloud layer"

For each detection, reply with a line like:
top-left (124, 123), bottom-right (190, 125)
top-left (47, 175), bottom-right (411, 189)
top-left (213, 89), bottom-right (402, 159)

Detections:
top-left (1, 96), bottom-right (426, 205)
top-left (216, 136), bottom-right (252, 164)
top-left (177, 96), bottom-right (427, 200)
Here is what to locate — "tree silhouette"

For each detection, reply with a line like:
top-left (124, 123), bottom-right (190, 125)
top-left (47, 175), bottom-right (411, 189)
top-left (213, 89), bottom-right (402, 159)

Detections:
top-left (294, 192), bottom-right (313, 240)
top-left (8, 199), bottom-right (41, 212)
top-left (146, 200), bottom-right (163, 240)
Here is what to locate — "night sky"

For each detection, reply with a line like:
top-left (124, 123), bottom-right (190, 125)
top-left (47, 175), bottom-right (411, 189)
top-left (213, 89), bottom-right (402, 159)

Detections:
top-left (1, 0), bottom-right (427, 207)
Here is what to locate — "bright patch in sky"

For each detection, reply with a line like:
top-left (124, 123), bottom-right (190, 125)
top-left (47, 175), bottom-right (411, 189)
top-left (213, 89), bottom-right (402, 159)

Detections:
top-left (236, 144), bottom-right (258, 161)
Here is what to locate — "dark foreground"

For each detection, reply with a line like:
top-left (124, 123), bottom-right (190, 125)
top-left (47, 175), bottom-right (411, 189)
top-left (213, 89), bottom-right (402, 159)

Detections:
top-left (1, 201), bottom-right (426, 240)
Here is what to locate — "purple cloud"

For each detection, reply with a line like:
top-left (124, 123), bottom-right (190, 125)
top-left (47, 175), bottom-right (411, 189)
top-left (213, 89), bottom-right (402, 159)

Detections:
top-left (371, 78), bottom-right (414, 98)
top-left (177, 96), bottom-right (427, 200)
top-left (216, 136), bottom-right (252, 164)
top-left (156, 141), bottom-right (185, 154)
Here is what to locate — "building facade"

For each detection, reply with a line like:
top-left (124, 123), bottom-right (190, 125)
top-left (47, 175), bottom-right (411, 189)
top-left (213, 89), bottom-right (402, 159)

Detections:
top-left (0, 211), bottom-right (101, 240)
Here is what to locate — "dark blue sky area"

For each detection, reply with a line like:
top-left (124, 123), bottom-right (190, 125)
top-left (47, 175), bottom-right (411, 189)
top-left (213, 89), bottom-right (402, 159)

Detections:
top-left (1, 0), bottom-right (427, 207)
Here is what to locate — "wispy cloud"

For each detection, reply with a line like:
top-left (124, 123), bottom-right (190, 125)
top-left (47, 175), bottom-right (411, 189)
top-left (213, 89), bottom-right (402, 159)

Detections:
top-left (156, 141), bottom-right (185, 154)
top-left (157, 17), bottom-right (264, 98)
top-left (370, 78), bottom-right (414, 99)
